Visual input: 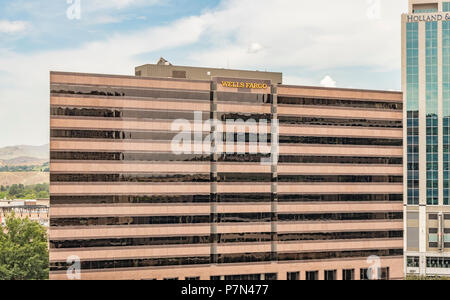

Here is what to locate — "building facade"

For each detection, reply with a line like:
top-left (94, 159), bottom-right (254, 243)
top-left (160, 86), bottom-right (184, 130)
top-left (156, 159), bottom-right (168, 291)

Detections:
top-left (403, 0), bottom-right (450, 277)
top-left (49, 65), bottom-right (403, 280)
top-left (0, 199), bottom-right (49, 228)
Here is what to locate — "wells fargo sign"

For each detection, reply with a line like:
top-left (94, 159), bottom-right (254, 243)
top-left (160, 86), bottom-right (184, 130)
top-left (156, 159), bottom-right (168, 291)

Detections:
top-left (220, 80), bottom-right (269, 89)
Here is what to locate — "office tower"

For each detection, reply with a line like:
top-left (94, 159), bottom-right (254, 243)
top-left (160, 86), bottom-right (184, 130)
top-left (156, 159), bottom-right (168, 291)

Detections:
top-left (49, 63), bottom-right (403, 280)
top-left (403, 0), bottom-right (450, 277)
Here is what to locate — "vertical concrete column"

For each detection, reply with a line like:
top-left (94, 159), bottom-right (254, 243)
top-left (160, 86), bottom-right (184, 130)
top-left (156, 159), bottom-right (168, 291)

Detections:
top-left (355, 268), bottom-right (361, 281)
top-left (336, 270), bottom-right (343, 280)
top-left (210, 81), bottom-right (218, 265)
top-left (200, 274), bottom-right (210, 280)
top-left (271, 85), bottom-right (278, 262)
top-left (318, 270), bottom-right (325, 281)
top-left (278, 271), bottom-right (287, 280)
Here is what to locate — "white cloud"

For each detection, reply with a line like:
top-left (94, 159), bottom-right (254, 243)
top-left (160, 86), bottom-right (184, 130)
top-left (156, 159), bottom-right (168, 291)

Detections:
top-left (0, 15), bottom-right (206, 147)
top-left (320, 75), bottom-right (337, 88)
top-left (186, 0), bottom-right (408, 72)
top-left (0, 20), bottom-right (28, 34)
top-left (0, 0), bottom-right (409, 147)
top-left (248, 42), bottom-right (264, 54)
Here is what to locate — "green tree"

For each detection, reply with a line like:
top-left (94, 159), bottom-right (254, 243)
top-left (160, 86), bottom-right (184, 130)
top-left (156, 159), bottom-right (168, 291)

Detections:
top-left (8, 184), bottom-right (25, 198)
top-left (0, 213), bottom-right (49, 280)
top-left (37, 191), bottom-right (49, 199)
top-left (33, 183), bottom-right (49, 194)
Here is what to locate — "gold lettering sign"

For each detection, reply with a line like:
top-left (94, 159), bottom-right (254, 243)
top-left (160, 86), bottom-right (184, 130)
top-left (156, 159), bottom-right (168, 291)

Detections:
top-left (221, 81), bottom-right (268, 89)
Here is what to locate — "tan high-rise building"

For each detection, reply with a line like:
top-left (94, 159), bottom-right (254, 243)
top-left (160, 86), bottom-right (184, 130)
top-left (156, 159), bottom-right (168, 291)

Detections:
top-left (402, 0), bottom-right (450, 277)
top-left (49, 62), bottom-right (403, 280)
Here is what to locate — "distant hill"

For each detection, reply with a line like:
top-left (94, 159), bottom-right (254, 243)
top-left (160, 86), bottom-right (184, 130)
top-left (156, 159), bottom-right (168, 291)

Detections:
top-left (0, 144), bottom-right (49, 186)
top-left (0, 172), bottom-right (49, 186)
top-left (0, 156), bottom-right (48, 167)
top-left (0, 144), bottom-right (49, 167)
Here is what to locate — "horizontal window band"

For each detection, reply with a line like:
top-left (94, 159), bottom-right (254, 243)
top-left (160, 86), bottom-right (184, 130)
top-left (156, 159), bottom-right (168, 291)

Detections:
top-left (218, 274), bottom-right (270, 281)
top-left (278, 116), bottom-right (402, 128)
top-left (278, 231), bottom-right (403, 242)
top-left (49, 248), bottom-right (403, 271)
top-left (278, 136), bottom-right (402, 146)
top-left (50, 195), bottom-right (212, 205)
top-left (216, 274), bottom-right (277, 280)
top-left (50, 152), bottom-right (402, 164)
top-left (277, 96), bottom-right (403, 110)
top-left (49, 193), bottom-right (403, 205)
top-left (277, 175), bottom-right (403, 183)
top-left (277, 194), bottom-right (403, 202)
top-left (51, 130), bottom-right (402, 146)
top-left (49, 231), bottom-right (403, 249)
top-left (48, 174), bottom-right (401, 184)
top-left (217, 113), bottom-right (273, 122)
top-left (215, 194), bottom-right (273, 202)
top-left (51, 152), bottom-right (212, 162)
top-left (51, 132), bottom-right (274, 144)
top-left (50, 215), bottom-right (212, 227)
top-left (50, 212), bottom-right (402, 227)
top-left (278, 156), bottom-right (402, 164)
top-left (51, 107), bottom-right (210, 120)
top-left (50, 130), bottom-right (210, 141)
top-left (50, 108), bottom-right (402, 129)
top-left (50, 152), bottom-right (271, 163)
top-left (277, 248), bottom-right (403, 263)
top-left (50, 234), bottom-right (270, 249)
top-left (50, 84), bottom-right (211, 101)
top-left (51, 87), bottom-right (271, 104)
top-left (50, 235), bottom-right (212, 249)
top-left (51, 108), bottom-right (274, 122)
top-left (277, 212), bottom-right (402, 222)
top-left (50, 256), bottom-right (211, 271)
top-left (51, 173), bottom-right (211, 183)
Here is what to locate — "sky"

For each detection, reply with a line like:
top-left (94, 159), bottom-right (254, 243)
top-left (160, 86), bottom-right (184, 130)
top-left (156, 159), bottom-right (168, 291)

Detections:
top-left (0, 0), bottom-right (408, 148)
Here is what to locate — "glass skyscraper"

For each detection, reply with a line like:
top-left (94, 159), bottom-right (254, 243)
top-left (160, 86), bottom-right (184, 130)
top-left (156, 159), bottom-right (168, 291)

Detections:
top-left (403, 0), bottom-right (450, 277)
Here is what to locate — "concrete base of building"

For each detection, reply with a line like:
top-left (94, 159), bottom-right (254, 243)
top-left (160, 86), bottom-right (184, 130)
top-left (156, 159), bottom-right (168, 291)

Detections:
top-left (50, 256), bottom-right (403, 280)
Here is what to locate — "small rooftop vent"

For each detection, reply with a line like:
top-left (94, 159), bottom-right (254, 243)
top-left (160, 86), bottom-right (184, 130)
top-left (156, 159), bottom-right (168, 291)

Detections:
top-left (157, 57), bottom-right (172, 66)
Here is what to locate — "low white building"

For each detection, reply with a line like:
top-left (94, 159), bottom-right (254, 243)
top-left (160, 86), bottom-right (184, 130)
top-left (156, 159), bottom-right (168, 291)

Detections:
top-left (0, 199), bottom-right (49, 227)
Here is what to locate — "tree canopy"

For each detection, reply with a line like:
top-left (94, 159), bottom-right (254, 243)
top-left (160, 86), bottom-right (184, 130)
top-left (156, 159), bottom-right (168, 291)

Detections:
top-left (0, 213), bottom-right (49, 280)
top-left (0, 183), bottom-right (49, 200)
